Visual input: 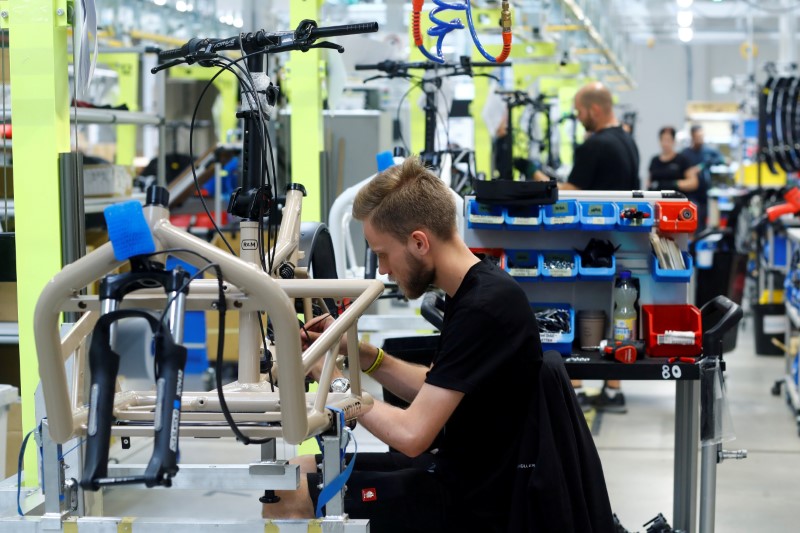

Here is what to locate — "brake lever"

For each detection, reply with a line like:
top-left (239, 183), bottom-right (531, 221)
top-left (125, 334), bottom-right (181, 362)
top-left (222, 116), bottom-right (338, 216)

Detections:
top-left (270, 40), bottom-right (344, 54)
top-left (151, 58), bottom-right (188, 74)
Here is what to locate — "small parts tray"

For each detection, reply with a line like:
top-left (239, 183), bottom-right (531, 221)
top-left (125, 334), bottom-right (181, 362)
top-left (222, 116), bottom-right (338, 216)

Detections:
top-left (541, 251), bottom-right (578, 281)
top-left (617, 202), bottom-right (655, 232)
top-left (470, 248), bottom-right (504, 270)
top-left (504, 204), bottom-right (542, 230)
top-left (467, 200), bottom-right (504, 230)
top-left (543, 200), bottom-right (579, 230)
top-left (579, 201), bottom-right (619, 231)
top-left (642, 304), bottom-right (702, 357)
top-left (505, 249), bottom-right (541, 282)
top-left (533, 303), bottom-right (574, 355)
top-left (651, 252), bottom-right (693, 282)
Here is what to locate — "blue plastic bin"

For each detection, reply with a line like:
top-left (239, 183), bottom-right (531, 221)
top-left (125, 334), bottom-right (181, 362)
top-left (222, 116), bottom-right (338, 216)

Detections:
top-left (616, 202), bottom-right (655, 232)
top-left (579, 201), bottom-right (619, 230)
top-left (504, 205), bottom-right (542, 231)
top-left (541, 251), bottom-right (579, 281)
top-left (543, 200), bottom-right (579, 230)
top-left (532, 303), bottom-right (574, 356)
top-left (505, 249), bottom-right (541, 282)
top-left (577, 254), bottom-right (617, 280)
top-left (651, 252), bottom-right (694, 282)
top-left (467, 199), bottom-right (504, 230)
top-left (763, 235), bottom-right (788, 267)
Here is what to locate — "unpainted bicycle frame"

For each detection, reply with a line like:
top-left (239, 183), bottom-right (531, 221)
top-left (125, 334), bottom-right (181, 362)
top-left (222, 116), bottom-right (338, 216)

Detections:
top-left (34, 187), bottom-right (383, 446)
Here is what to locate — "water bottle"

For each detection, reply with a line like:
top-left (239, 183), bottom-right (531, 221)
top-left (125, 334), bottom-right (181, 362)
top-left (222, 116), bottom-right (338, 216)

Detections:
top-left (613, 270), bottom-right (638, 341)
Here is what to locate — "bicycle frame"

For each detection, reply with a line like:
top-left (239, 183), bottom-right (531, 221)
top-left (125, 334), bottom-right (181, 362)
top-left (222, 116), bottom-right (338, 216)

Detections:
top-left (35, 188), bottom-right (383, 446)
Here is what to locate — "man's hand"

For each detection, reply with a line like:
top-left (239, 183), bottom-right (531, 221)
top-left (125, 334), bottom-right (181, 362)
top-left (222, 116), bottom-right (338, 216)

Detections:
top-left (299, 314), bottom-right (348, 355)
top-left (299, 314), bottom-right (348, 382)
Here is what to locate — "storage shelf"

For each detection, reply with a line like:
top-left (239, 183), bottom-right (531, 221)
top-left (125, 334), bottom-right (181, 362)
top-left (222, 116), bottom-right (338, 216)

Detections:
top-left (1, 107), bottom-right (163, 126)
top-left (0, 321), bottom-right (18, 344)
top-left (1, 193), bottom-right (146, 217)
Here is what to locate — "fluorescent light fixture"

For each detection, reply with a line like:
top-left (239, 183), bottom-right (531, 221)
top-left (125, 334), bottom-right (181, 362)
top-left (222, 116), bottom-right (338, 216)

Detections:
top-left (676, 0), bottom-right (693, 8)
top-left (677, 10), bottom-right (693, 27)
top-left (678, 27), bottom-right (694, 42)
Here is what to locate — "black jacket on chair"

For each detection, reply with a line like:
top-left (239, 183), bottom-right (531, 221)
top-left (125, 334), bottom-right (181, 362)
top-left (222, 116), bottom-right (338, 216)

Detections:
top-left (509, 350), bottom-right (615, 533)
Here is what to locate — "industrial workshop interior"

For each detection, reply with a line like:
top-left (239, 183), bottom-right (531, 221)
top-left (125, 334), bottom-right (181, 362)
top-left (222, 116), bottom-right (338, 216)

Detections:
top-left (3, 0), bottom-right (800, 531)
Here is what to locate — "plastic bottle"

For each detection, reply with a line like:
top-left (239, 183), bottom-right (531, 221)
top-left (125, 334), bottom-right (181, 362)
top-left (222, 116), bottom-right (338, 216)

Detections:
top-left (613, 270), bottom-right (638, 341)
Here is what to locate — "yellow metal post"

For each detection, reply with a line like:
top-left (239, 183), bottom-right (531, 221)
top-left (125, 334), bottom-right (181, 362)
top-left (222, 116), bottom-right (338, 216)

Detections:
top-left (288, 0), bottom-right (323, 222)
top-left (8, 0), bottom-right (70, 484)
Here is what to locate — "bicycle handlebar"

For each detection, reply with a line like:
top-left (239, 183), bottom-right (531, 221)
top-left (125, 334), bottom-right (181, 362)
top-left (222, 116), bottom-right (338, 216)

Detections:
top-left (158, 21), bottom-right (378, 61)
top-left (355, 57), bottom-right (510, 73)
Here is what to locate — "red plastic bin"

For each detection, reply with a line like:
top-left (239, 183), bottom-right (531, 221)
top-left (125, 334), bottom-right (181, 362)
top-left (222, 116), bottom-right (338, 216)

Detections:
top-left (642, 304), bottom-right (702, 357)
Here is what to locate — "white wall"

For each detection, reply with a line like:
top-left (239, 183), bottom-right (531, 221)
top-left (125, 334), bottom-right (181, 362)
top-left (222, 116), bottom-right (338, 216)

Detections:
top-left (619, 39), bottom-right (785, 179)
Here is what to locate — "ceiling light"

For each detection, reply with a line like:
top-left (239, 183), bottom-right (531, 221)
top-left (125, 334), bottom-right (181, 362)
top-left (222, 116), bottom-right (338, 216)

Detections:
top-left (678, 27), bottom-right (694, 43)
top-left (234, 17), bottom-right (244, 28)
top-left (185, 3), bottom-right (194, 12)
top-left (153, 0), bottom-right (167, 6)
top-left (176, 1), bottom-right (187, 12)
top-left (676, 0), bottom-right (693, 8)
top-left (677, 10), bottom-right (693, 27)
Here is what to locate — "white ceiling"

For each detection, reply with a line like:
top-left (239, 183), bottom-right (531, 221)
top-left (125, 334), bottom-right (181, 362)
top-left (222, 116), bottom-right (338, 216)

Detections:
top-left (618, 0), bottom-right (799, 43)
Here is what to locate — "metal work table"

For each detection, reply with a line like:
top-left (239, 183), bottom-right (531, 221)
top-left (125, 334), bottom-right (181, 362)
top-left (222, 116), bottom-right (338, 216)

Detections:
top-left (564, 353), bottom-right (702, 533)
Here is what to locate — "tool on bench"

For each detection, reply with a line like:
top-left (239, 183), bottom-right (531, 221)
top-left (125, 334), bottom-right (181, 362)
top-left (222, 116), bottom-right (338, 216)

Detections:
top-left (600, 338), bottom-right (644, 364)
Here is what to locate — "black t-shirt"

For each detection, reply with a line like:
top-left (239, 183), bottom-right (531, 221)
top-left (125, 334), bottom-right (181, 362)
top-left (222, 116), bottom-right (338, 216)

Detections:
top-left (648, 153), bottom-right (692, 186)
top-left (425, 259), bottom-right (542, 532)
top-left (568, 126), bottom-right (640, 191)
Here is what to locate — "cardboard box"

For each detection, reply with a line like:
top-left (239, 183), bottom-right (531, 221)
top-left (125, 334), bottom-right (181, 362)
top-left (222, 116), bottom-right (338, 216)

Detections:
top-left (0, 282), bottom-right (17, 322)
top-left (83, 164), bottom-right (132, 197)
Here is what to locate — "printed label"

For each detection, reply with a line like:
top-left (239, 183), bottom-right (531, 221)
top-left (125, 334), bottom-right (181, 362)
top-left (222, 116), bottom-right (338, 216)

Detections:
top-left (552, 203), bottom-right (569, 214)
top-left (763, 315), bottom-right (785, 334)
top-left (469, 214), bottom-right (504, 224)
top-left (362, 488), bottom-right (377, 502)
top-left (241, 239), bottom-right (258, 250)
top-left (613, 318), bottom-right (637, 341)
top-left (588, 204), bottom-right (604, 216)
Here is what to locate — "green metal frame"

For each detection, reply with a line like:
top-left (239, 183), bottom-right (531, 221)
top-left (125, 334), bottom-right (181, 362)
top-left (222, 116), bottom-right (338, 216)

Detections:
top-left (8, 0), bottom-right (70, 485)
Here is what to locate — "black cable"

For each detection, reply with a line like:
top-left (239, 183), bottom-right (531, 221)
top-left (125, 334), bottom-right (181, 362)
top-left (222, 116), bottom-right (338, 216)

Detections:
top-left (395, 80), bottom-right (421, 156)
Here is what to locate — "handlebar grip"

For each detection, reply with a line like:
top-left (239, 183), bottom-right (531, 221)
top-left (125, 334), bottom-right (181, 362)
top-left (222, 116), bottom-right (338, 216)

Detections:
top-left (311, 22), bottom-right (379, 39)
top-left (158, 46), bottom-right (188, 61)
top-left (355, 63), bottom-right (382, 71)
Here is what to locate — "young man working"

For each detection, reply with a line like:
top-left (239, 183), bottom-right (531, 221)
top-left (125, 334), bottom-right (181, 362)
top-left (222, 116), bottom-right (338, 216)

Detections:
top-left (263, 157), bottom-right (543, 532)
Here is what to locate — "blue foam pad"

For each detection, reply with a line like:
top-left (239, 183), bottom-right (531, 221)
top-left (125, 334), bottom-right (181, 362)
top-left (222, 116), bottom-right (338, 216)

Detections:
top-left (104, 201), bottom-right (156, 261)
top-left (376, 151), bottom-right (395, 172)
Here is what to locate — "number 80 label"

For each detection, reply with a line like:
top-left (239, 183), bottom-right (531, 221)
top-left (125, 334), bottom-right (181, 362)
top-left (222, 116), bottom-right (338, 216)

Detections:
top-left (662, 365), bottom-right (682, 379)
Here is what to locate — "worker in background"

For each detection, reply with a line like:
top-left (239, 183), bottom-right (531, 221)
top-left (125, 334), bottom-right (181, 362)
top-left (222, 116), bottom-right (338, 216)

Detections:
top-left (679, 124), bottom-right (724, 233)
top-left (648, 126), bottom-right (700, 193)
top-left (535, 81), bottom-right (639, 191)
top-left (536, 82), bottom-right (639, 413)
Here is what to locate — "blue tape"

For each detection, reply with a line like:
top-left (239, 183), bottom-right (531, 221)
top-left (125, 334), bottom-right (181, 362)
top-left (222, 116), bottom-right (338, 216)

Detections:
top-left (314, 408), bottom-right (358, 518)
top-left (376, 151), bottom-right (395, 172)
top-left (104, 201), bottom-right (156, 261)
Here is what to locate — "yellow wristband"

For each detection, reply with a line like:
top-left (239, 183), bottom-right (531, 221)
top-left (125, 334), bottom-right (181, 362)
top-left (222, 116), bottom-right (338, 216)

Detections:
top-left (364, 347), bottom-right (385, 376)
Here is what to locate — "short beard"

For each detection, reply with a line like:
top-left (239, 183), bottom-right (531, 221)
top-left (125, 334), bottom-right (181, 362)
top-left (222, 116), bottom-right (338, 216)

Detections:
top-left (400, 249), bottom-right (436, 300)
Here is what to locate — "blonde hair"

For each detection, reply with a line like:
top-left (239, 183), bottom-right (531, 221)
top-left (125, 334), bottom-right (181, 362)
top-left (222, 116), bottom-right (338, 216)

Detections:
top-left (352, 156), bottom-right (456, 242)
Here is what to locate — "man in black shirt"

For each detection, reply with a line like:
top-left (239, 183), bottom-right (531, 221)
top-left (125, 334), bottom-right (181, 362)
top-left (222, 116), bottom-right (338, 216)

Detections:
top-left (536, 82), bottom-right (640, 191)
top-left (536, 82), bottom-right (639, 411)
top-left (262, 157), bottom-right (543, 532)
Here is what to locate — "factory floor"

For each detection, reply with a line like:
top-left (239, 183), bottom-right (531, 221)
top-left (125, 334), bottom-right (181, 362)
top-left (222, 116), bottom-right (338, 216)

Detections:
top-left (53, 317), bottom-right (800, 531)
